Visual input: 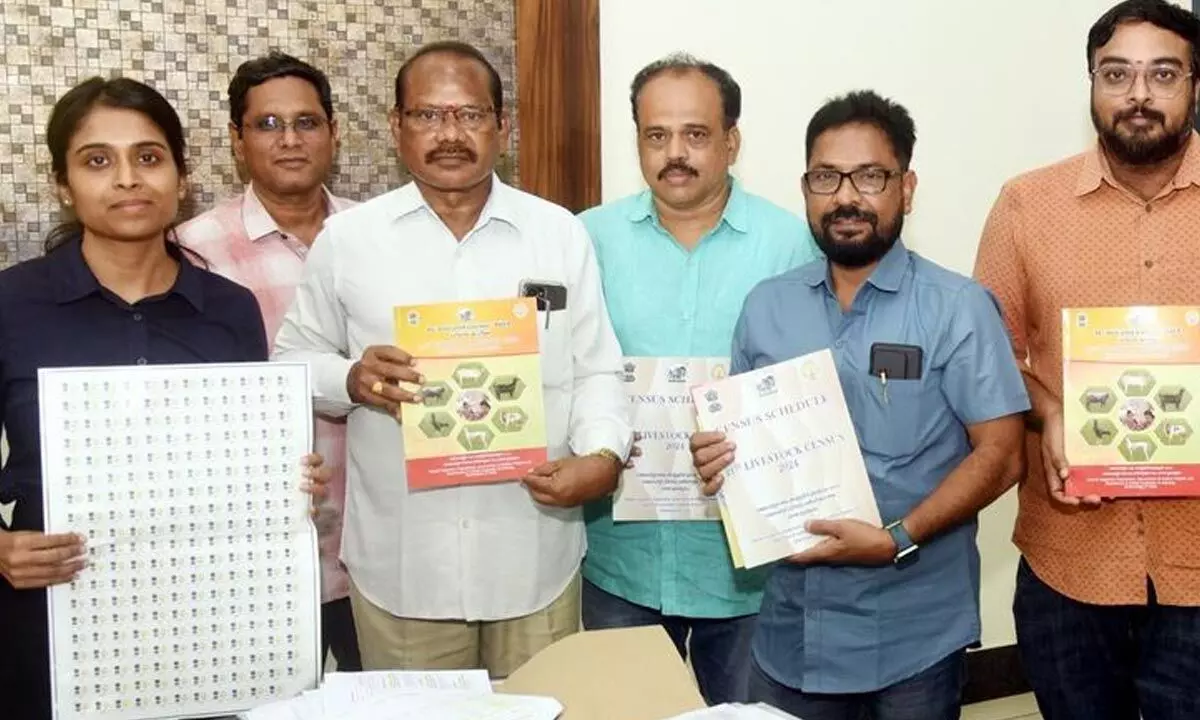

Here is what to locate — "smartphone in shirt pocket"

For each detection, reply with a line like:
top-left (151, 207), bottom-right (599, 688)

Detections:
top-left (520, 279), bottom-right (571, 386)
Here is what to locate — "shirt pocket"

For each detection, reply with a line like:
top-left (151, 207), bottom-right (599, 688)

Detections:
top-left (536, 309), bottom-right (572, 388)
top-left (850, 374), bottom-right (931, 460)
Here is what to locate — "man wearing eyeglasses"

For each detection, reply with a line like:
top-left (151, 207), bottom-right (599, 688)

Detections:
top-left (690, 90), bottom-right (1029, 720)
top-left (176, 52), bottom-right (361, 673)
top-left (974, 1), bottom-right (1200, 718)
top-left (273, 41), bottom-right (632, 677)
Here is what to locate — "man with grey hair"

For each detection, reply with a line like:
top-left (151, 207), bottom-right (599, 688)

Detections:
top-left (578, 52), bottom-right (819, 704)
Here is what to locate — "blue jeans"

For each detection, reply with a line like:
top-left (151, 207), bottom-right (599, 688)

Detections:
top-left (581, 578), bottom-right (756, 704)
top-left (746, 650), bottom-right (966, 720)
top-left (1014, 557), bottom-right (1200, 720)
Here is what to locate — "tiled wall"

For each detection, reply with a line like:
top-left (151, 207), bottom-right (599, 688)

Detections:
top-left (0, 0), bottom-right (518, 269)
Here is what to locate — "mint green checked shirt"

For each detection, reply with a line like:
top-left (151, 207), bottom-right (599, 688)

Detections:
top-left (579, 179), bottom-right (820, 617)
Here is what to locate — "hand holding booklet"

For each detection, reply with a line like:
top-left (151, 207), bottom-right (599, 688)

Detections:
top-left (691, 348), bottom-right (881, 568)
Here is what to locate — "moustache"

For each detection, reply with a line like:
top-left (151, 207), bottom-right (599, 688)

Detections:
top-left (658, 161), bottom-right (699, 180)
top-left (427, 144), bottom-right (477, 163)
top-left (1115, 105), bottom-right (1166, 125)
top-left (822, 205), bottom-right (878, 229)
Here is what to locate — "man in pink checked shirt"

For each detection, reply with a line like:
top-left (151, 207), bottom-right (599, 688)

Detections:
top-left (178, 51), bottom-right (361, 671)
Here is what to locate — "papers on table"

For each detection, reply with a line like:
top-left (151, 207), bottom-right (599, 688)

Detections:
top-left (240, 670), bottom-right (562, 720)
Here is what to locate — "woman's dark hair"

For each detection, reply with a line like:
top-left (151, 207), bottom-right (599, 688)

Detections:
top-left (43, 77), bottom-right (190, 254)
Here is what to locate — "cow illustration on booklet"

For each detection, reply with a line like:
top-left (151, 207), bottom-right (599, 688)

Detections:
top-left (394, 298), bottom-right (548, 490)
top-left (1063, 305), bottom-right (1200, 497)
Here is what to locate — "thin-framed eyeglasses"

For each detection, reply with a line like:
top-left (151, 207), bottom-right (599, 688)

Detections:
top-left (1090, 62), bottom-right (1194, 99)
top-left (401, 105), bottom-right (495, 132)
top-left (803, 167), bottom-right (902, 195)
top-left (247, 114), bottom-right (328, 134)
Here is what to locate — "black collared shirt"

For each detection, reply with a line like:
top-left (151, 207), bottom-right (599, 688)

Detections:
top-left (0, 236), bottom-right (268, 532)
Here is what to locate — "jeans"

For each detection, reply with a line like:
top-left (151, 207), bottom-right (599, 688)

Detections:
top-left (581, 578), bottom-right (756, 704)
top-left (746, 650), bottom-right (966, 720)
top-left (1014, 557), bottom-right (1200, 720)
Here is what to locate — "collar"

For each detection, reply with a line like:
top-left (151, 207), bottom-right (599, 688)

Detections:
top-left (799, 239), bottom-right (911, 294)
top-left (626, 176), bottom-right (750, 233)
top-left (242, 183), bottom-right (348, 242)
top-left (53, 233), bottom-right (206, 311)
top-left (388, 173), bottom-right (520, 230)
top-left (1074, 130), bottom-right (1200, 197)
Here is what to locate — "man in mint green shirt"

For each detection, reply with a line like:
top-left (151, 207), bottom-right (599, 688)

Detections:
top-left (579, 53), bottom-right (819, 704)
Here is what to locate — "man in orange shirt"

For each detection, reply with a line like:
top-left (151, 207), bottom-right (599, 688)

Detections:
top-left (974, 1), bottom-right (1200, 718)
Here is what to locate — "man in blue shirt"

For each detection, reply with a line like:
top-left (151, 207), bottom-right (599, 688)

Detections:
top-left (579, 53), bottom-right (819, 704)
top-left (690, 91), bottom-right (1030, 720)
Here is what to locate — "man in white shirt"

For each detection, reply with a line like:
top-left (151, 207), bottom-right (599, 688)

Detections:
top-left (272, 40), bottom-right (633, 678)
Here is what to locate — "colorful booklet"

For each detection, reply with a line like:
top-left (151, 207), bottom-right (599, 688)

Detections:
top-left (394, 298), bottom-right (548, 490)
top-left (690, 348), bottom-right (880, 568)
top-left (613, 357), bottom-right (729, 521)
top-left (1062, 305), bottom-right (1200, 497)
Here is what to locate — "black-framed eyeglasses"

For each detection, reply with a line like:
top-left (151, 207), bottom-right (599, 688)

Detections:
top-left (248, 114), bottom-right (328, 134)
top-left (803, 167), bottom-right (901, 195)
top-left (1090, 62), bottom-right (1193, 99)
top-left (401, 105), bottom-right (495, 131)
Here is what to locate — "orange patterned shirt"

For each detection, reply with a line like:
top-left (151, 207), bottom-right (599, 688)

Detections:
top-left (974, 132), bottom-right (1200, 607)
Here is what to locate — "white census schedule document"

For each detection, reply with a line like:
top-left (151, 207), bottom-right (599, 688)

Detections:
top-left (39, 362), bottom-right (321, 720)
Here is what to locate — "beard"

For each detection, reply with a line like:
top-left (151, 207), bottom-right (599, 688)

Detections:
top-left (1092, 102), bottom-right (1193, 166)
top-left (810, 204), bottom-right (903, 269)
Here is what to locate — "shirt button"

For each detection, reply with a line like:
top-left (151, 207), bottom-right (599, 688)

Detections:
top-left (461, 519), bottom-right (470, 530)
top-left (1144, 260), bottom-right (1154, 269)
top-left (136, 357), bottom-right (148, 366)
top-left (132, 313), bottom-right (144, 322)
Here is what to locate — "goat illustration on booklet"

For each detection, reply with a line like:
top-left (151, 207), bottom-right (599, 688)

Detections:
top-left (394, 298), bottom-right (548, 490)
top-left (690, 348), bottom-right (881, 569)
top-left (1062, 306), bottom-right (1200, 497)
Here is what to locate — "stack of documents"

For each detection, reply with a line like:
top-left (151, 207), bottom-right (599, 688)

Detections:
top-left (240, 670), bottom-right (563, 720)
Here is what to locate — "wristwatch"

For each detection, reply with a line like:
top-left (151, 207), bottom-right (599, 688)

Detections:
top-left (885, 519), bottom-right (919, 566)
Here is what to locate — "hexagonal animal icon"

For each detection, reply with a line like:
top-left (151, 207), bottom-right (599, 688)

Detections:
top-left (1155, 386), bottom-right (1191, 413)
top-left (1117, 370), bottom-right (1156, 397)
top-left (1156, 418), bottom-right (1193, 446)
top-left (493, 406), bottom-right (528, 433)
top-left (490, 375), bottom-right (525, 401)
top-left (458, 424), bottom-right (494, 451)
top-left (417, 382), bottom-right (452, 408)
top-left (1079, 387), bottom-right (1116, 413)
top-left (419, 411), bottom-right (456, 439)
top-left (1118, 434), bottom-right (1157, 462)
top-left (1081, 418), bottom-right (1117, 446)
top-left (453, 363), bottom-right (490, 389)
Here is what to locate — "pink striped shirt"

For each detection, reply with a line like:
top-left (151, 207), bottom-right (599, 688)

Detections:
top-left (178, 184), bottom-right (356, 603)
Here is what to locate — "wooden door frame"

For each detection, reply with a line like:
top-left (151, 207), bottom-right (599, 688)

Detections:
top-left (514, 0), bottom-right (602, 213)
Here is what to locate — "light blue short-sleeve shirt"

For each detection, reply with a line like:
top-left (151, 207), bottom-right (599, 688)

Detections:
top-left (733, 242), bottom-right (1030, 692)
top-left (579, 180), bottom-right (820, 618)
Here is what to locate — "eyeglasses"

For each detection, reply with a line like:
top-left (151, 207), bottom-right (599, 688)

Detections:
top-left (803, 167), bottom-right (901, 195)
top-left (1091, 62), bottom-right (1193, 99)
top-left (401, 106), bottom-right (495, 132)
top-left (247, 114), bottom-right (328, 134)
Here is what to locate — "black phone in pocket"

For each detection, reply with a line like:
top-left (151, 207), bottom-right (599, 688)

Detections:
top-left (519, 279), bottom-right (568, 311)
top-left (869, 342), bottom-right (923, 380)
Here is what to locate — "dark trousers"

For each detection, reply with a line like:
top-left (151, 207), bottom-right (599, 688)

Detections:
top-left (1014, 557), bottom-right (1200, 720)
top-left (321, 595), bottom-right (363, 672)
top-left (746, 650), bottom-right (966, 720)
top-left (581, 578), bottom-right (756, 705)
